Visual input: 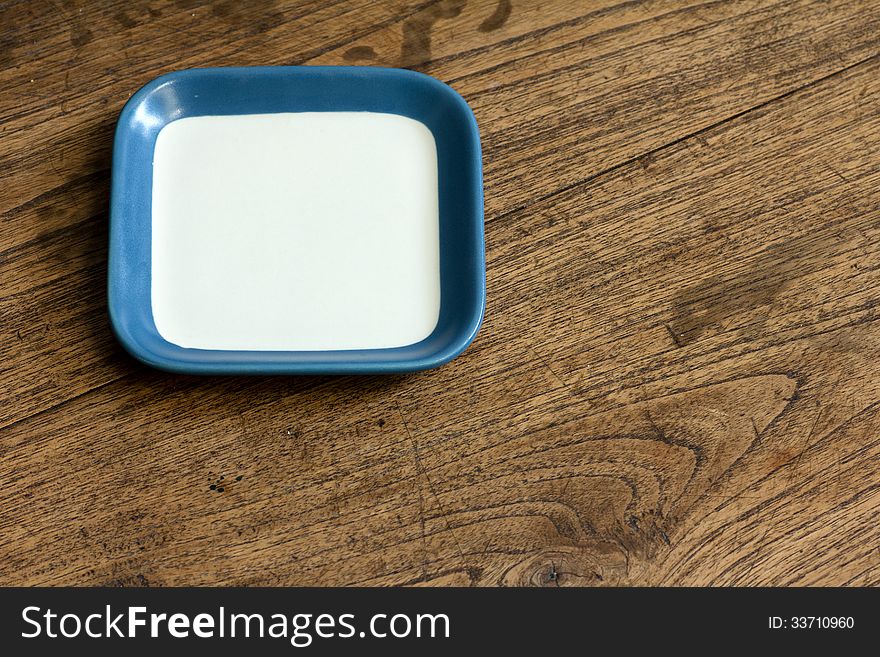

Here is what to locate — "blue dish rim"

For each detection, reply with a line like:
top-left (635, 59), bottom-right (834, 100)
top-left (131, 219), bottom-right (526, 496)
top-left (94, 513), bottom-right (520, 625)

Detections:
top-left (108, 66), bottom-right (485, 374)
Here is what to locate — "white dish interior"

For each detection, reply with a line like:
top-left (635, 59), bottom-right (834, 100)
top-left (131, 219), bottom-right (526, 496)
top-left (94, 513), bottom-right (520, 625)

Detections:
top-left (150, 111), bottom-right (441, 351)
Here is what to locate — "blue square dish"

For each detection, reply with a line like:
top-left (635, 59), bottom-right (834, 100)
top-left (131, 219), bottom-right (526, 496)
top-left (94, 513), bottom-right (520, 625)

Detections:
top-left (108, 66), bottom-right (485, 374)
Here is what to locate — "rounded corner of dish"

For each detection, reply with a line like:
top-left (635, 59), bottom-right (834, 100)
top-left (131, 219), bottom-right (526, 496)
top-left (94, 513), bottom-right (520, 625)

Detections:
top-left (106, 299), bottom-right (185, 374)
top-left (424, 306), bottom-right (486, 372)
top-left (117, 70), bottom-right (181, 120)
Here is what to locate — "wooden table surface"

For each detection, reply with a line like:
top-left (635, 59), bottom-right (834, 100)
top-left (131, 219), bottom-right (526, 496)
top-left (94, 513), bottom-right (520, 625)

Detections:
top-left (2, 0), bottom-right (880, 587)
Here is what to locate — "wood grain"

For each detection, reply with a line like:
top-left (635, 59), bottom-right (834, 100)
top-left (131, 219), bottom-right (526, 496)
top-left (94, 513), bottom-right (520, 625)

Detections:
top-left (1, 0), bottom-right (879, 586)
